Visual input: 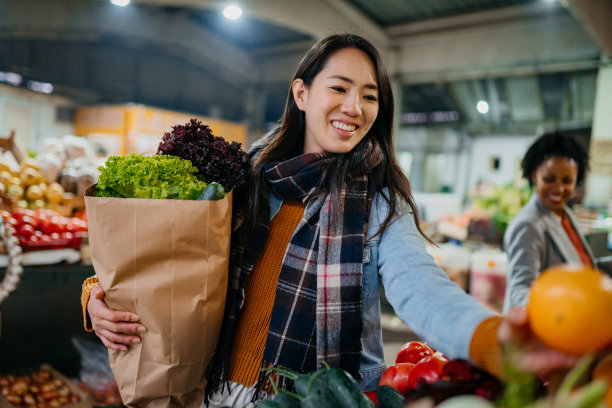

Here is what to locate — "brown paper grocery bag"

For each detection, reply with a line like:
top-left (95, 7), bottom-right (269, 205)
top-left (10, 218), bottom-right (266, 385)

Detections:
top-left (84, 185), bottom-right (231, 408)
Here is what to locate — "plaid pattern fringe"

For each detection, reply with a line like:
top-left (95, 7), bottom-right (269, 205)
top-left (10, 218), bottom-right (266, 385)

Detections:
top-left (205, 152), bottom-right (372, 403)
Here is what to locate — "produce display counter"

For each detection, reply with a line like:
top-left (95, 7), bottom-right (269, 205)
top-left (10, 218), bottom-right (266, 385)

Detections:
top-left (0, 262), bottom-right (96, 377)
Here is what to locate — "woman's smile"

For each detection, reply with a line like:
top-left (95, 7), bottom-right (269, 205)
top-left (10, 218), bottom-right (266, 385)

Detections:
top-left (331, 120), bottom-right (358, 136)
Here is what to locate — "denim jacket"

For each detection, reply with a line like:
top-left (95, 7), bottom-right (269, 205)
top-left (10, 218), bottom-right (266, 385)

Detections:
top-left (269, 189), bottom-right (494, 391)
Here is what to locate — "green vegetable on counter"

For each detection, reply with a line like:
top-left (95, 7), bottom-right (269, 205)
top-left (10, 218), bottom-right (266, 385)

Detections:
top-left (95, 154), bottom-right (208, 200)
top-left (255, 363), bottom-right (375, 408)
top-left (376, 385), bottom-right (405, 408)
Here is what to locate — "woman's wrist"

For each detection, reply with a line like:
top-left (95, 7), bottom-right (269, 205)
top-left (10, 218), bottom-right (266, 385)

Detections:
top-left (81, 276), bottom-right (100, 332)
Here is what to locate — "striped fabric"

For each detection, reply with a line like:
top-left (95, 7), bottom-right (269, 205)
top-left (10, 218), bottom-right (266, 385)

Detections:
top-left (205, 152), bottom-right (373, 401)
top-left (257, 152), bottom-right (372, 388)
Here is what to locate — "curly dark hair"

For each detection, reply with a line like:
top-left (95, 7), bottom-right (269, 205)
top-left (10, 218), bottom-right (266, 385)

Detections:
top-left (522, 132), bottom-right (589, 187)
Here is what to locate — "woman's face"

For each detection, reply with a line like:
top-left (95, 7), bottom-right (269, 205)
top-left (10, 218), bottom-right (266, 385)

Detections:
top-left (531, 156), bottom-right (578, 216)
top-left (293, 47), bottom-right (379, 155)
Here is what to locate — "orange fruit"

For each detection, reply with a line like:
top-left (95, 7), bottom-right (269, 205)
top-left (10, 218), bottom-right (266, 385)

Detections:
top-left (527, 265), bottom-right (612, 356)
top-left (593, 353), bottom-right (612, 407)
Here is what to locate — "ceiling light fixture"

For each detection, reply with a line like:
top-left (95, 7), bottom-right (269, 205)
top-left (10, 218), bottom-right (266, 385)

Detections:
top-left (110, 0), bottom-right (130, 6)
top-left (223, 5), bottom-right (242, 20)
top-left (27, 80), bottom-right (54, 94)
top-left (476, 100), bottom-right (489, 114)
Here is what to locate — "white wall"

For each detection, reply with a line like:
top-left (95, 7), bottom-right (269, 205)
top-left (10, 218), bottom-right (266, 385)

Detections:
top-left (0, 84), bottom-right (74, 154)
top-left (467, 135), bottom-right (537, 188)
top-left (586, 65), bottom-right (612, 207)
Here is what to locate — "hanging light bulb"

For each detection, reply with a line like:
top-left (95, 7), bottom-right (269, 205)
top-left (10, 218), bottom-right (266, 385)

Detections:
top-left (223, 5), bottom-right (242, 20)
top-left (476, 100), bottom-right (489, 114)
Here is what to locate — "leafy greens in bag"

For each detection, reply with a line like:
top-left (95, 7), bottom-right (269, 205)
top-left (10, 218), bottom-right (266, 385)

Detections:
top-left (157, 119), bottom-right (249, 193)
top-left (95, 154), bottom-right (208, 200)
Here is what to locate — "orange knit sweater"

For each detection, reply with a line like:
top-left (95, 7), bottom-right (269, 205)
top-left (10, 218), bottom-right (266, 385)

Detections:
top-left (227, 200), bottom-right (306, 386)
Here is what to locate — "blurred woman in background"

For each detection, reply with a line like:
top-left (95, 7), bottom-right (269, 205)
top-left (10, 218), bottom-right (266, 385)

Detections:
top-left (503, 132), bottom-right (593, 314)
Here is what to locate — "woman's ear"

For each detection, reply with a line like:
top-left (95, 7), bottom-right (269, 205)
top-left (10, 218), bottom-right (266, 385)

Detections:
top-left (292, 79), bottom-right (306, 111)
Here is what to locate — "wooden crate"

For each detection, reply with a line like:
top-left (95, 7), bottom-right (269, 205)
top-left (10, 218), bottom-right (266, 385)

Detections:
top-left (0, 131), bottom-right (24, 165)
top-left (0, 364), bottom-right (93, 408)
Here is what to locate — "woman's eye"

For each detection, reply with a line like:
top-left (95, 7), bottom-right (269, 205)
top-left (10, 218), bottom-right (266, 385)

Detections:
top-left (364, 95), bottom-right (378, 102)
top-left (331, 86), bottom-right (345, 93)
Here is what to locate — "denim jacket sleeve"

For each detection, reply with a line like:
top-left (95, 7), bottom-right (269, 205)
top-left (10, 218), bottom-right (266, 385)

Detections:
top-left (372, 192), bottom-right (495, 361)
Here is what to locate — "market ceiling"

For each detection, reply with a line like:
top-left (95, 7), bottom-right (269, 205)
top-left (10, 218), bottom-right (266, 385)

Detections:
top-left (0, 0), bottom-right (610, 132)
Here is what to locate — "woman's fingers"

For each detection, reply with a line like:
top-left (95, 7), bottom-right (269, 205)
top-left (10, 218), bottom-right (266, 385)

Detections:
top-left (92, 302), bottom-right (141, 328)
top-left (498, 306), bottom-right (531, 344)
top-left (88, 287), bottom-right (142, 328)
top-left (88, 284), bottom-right (146, 350)
top-left (97, 331), bottom-right (129, 352)
top-left (91, 285), bottom-right (105, 299)
top-left (514, 348), bottom-right (580, 373)
top-left (499, 306), bottom-right (581, 373)
top-left (96, 327), bottom-right (141, 347)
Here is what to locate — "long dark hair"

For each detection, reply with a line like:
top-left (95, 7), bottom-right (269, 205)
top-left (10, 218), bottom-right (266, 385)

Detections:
top-left (234, 33), bottom-right (429, 244)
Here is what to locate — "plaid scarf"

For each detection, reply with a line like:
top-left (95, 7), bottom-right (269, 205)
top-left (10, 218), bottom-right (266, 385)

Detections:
top-left (205, 152), bottom-right (373, 400)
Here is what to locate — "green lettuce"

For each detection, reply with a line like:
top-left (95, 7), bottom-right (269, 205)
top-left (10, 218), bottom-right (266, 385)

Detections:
top-left (95, 154), bottom-right (207, 200)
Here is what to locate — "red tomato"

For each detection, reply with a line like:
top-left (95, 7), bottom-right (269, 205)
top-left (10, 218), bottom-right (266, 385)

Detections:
top-left (64, 222), bottom-right (77, 233)
top-left (12, 208), bottom-right (36, 222)
top-left (395, 341), bottom-right (435, 364)
top-left (20, 215), bottom-right (39, 229)
top-left (74, 219), bottom-right (88, 232)
top-left (5, 217), bottom-right (19, 229)
top-left (27, 234), bottom-right (40, 243)
top-left (49, 232), bottom-right (61, 241)
top-left (407, 353), bottom-right (449, 390)
top-left (39, 234), bottom-right (51, 242)
top-left (61, 232), bottom-right (74, 240)
top-left (40, 216), bottom-right (65, 235)
top-left (17, 223), bottom-right (36, 238)
top-left (36, 210), bottom-right (52, 220)
top-left (378, 362), bottom-right (415, 395)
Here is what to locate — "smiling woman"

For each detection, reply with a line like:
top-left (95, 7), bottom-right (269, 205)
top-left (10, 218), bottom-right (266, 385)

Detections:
top-left (503, 131), bottom-right (594, 313)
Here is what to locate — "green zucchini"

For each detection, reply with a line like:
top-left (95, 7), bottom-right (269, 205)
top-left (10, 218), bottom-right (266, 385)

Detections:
top-left (299, 385), bottom-right (340, 408)
top-left (294, 369), bottom-right (328, 398)
top-left (376, 385), bottom-right (405, 408)
top-left (273, 392), bottom-right (301, 408)
top-left (197, 182), bottom-right (225, 200)
top-left (324, 368), bottom-right (375, 408)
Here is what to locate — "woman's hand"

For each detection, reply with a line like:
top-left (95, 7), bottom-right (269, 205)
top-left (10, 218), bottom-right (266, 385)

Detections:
top-left (498, 306), bottom-right (581, 374)
top-left (87, 285), bottom-right (146, 351)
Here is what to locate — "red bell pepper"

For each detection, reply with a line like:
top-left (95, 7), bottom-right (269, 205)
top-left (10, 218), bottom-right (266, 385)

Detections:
top-left (407, 352), bottom-right (449, 390)
top-left (378, 362), bottom-right (415, 395)
top-left (395, 341), bottom-right (435, 364)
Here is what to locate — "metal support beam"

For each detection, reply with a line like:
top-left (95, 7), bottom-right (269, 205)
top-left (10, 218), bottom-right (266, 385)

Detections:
top-left (566, 0), bottom-right (612, 58)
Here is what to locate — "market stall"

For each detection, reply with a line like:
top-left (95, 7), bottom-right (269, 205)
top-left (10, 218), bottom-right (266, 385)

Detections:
top-left (0, 131), bottom-right (122, 407)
